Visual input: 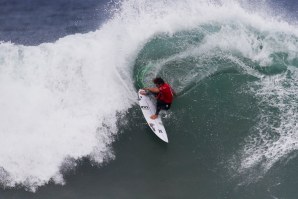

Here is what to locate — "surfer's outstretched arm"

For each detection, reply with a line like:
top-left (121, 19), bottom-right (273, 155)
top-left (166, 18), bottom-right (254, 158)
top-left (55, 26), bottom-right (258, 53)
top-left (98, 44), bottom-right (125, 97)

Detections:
top-left (143, 87), bottom-right (160, 94)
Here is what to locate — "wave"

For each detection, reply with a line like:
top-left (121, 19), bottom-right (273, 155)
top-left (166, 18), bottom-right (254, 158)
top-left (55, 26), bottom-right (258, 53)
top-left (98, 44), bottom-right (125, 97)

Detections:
top-left (132, 0), bottom-right (298, 183)
top-left (0, 0), bottom-right (297, 191)
top-left (0, 23), bottom-right (139, 190)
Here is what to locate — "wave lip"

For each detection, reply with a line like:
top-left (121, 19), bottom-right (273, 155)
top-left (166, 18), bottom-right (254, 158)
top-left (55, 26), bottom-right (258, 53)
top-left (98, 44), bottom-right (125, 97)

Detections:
top-left (0, 28), bottom-right (136, 191)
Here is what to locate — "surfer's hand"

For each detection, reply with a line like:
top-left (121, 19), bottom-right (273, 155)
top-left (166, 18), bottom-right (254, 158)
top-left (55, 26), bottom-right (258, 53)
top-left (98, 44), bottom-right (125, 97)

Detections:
top-left (140, 90), bottom-right (147, 95)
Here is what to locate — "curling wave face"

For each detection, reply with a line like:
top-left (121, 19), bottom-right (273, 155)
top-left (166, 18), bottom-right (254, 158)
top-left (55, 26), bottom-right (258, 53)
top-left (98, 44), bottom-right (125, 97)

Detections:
top-left (132, 0), bottom-right (298, 182)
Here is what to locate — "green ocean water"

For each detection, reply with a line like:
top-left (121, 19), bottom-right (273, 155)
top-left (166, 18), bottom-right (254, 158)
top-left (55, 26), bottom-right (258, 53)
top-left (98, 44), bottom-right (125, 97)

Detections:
top-left (130, 24), bottom-right (298, 198)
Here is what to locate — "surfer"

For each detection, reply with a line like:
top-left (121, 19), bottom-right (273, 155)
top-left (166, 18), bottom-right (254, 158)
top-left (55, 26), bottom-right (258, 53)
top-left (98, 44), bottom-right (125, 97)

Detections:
top-left (141, 77), bottom-right (175, 119)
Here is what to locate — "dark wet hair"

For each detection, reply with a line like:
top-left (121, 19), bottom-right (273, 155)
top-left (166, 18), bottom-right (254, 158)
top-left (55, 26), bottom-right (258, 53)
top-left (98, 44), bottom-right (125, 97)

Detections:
top-left (153, 77), bottom-right (165, 85)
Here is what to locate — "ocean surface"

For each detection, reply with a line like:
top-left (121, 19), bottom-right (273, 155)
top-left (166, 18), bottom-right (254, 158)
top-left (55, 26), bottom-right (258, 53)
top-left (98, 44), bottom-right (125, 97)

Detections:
top-left (0, 0), bottom-right (297, 198)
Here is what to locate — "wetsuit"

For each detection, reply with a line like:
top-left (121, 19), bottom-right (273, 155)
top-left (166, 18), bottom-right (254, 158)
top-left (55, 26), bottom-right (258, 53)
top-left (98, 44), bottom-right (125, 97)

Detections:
top-left (155, 83), bottom-right (174, 115)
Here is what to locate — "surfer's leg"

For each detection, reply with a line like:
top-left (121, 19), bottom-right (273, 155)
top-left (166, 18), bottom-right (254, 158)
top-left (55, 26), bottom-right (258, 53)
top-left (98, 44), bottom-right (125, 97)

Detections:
top-left (155, 100), bottom-right (167, 115)
top-left (155, 105), bottom-right (162, 116)
top-left (152, 101), bottom-right (171, 119)
top-left (164, 103), bottom-right (171, 110)
top-left (149, 101), bottom-right (162, 119)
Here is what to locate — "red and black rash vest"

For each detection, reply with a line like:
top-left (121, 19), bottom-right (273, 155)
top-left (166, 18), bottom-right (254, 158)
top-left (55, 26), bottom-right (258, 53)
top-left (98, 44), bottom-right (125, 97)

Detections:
top-left (157, 83), bottom-right (174, 104)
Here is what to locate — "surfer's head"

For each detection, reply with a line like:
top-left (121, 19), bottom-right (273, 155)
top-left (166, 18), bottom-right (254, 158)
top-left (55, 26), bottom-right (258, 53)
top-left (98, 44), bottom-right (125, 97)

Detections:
top-left (153, 77), bottom-right (165, 87)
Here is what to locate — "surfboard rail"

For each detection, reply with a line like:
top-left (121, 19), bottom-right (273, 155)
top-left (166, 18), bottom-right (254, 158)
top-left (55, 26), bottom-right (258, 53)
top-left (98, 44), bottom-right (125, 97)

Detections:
top-left (138, 89), bottom-right (168, 143)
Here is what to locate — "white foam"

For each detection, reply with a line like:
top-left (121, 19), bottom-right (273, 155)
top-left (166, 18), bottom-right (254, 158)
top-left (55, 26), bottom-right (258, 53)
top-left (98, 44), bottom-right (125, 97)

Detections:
top-left (0, 32), bottom-right (137, 190)
top-left (238, 67), bottom-right (298, 176)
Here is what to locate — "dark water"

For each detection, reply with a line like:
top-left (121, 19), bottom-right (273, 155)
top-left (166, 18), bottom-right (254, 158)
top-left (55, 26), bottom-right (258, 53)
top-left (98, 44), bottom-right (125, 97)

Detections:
top-left (0, 0), bottom-right (109, 45)
top-left (0, 0), bottom-right (298, 199)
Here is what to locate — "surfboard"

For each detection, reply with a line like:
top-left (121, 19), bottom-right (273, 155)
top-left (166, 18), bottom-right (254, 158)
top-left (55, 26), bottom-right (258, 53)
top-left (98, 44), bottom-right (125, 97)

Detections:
top-left (138, 89), bottom-right (168, 143)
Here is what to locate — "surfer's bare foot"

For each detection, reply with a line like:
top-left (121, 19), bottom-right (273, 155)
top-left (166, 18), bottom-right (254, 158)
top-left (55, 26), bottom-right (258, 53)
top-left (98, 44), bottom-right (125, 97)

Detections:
top-left (150, 114), bottom-right (158, 119)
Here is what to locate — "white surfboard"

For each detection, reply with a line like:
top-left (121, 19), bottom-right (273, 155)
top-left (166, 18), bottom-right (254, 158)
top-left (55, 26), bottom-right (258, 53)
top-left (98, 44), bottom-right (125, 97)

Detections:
top-left (138, 89), bottom-right (168, 143)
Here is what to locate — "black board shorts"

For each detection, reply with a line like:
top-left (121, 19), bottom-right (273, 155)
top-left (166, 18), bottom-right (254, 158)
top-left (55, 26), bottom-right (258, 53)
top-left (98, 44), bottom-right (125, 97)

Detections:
top-left (155, 100), bottom-right (171, 115)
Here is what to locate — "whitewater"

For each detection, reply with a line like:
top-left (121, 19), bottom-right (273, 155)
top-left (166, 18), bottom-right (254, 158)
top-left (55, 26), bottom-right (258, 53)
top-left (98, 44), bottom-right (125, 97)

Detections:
top-left (0, 0), bottom-right (297, 192)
